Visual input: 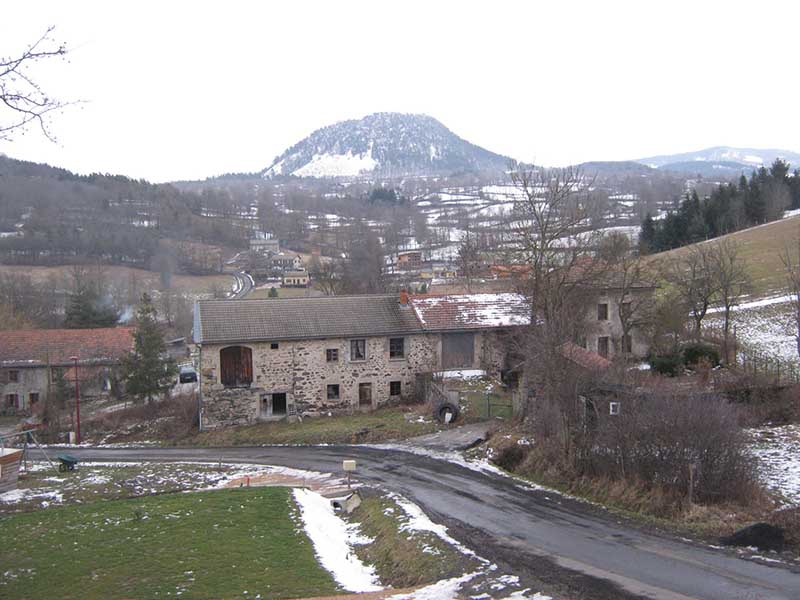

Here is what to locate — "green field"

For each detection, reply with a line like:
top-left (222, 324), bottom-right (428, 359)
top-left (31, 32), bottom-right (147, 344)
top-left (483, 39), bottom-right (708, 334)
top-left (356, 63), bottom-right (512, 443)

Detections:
top-left (646, 214), bottom-right (800, 296)
top-left (0, 488), bottom-right (338, 600)
top-left (187, 406), bottom-right (439, 446)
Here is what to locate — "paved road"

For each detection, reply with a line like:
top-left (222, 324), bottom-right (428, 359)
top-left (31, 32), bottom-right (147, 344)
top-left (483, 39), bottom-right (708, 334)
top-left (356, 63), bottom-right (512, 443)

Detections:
top-left (32, 445), bottom-right (800, 600)
top-left (230, 270), bottom-right (253, 299)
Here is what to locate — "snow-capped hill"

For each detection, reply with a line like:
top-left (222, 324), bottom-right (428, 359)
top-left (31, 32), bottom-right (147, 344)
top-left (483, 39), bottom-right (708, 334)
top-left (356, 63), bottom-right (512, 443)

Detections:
top-left (263, 113), bottom-right (511, 179)
top-left (636, 146), bottom-right (800, 170)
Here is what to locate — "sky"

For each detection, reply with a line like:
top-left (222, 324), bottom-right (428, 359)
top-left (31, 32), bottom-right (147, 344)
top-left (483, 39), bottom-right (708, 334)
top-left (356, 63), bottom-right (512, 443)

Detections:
top-left (1, 0), bottom-right (799, 183)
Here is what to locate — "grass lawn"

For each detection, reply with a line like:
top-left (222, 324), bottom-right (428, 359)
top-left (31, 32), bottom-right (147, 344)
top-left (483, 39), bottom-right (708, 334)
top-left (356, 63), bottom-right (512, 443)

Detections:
top-left (0, 487), bottom-right (339, 600)
top-left (248, 286), bottom-right (325, 300)
top-left (185, 407), bottom-right (439, 446)
top-left (645, 214), bottom-right (800, 296)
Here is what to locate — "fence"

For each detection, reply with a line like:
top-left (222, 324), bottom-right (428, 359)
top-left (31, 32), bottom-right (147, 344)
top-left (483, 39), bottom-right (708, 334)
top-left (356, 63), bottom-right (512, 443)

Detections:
top-left (701, 323), bottom-right (800, 385)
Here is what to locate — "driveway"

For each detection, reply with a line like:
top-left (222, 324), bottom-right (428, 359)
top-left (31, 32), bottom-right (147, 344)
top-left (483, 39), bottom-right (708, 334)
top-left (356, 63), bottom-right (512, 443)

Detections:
top-left (28, 444), bottom-right (800, 600)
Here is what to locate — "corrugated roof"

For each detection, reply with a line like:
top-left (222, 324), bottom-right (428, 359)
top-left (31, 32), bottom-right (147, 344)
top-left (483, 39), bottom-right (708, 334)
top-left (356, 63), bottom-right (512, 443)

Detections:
top-left (409, 293), bottom-right (531, 331)
top-left (195, 295), bottom-right (423, 343)
top-left (0, 328), bottom-right (135, 367)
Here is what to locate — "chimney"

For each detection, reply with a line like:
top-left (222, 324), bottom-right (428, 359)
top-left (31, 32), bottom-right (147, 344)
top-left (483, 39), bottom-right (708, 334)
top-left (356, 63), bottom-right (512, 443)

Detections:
top-left (399, 289), bottom-right (409, 307)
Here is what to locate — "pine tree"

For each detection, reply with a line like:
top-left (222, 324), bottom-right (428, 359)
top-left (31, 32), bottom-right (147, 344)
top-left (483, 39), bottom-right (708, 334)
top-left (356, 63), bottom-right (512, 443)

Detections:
top-left (64, 286), bottom-right (119, 329)
top-left (121, 293), bottom-right (177, 403)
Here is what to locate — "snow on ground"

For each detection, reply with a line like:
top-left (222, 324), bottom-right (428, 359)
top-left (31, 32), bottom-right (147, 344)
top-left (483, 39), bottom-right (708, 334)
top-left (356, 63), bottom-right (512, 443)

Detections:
top-left (292, 488), bottom-right (382, 593)
top-left (439, 369), bottom-right (487, 380)
top-left (749, 425), bottom-right (800, 505)
top-left (707, 296), bottom-right (798, 364)
top-left (292, 151), bottom-right (379, 178)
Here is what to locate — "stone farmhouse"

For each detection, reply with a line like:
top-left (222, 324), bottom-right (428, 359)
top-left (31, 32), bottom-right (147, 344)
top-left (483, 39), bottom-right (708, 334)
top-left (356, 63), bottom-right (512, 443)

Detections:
top-left (0, 328), bottom-right (135, 415)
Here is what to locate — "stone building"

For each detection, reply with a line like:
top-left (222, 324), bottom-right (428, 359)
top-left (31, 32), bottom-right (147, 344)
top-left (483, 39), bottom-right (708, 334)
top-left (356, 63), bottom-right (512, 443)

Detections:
top-left (193, 292), bottom-right (531, 429)
top-left (0, 328), bottom-right (134, 415)
top-left (193, 287), bottom-right (651, 430)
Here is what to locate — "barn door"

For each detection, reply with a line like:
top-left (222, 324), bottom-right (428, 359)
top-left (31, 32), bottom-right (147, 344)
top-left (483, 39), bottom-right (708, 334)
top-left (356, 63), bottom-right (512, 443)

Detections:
top-left (441, 333), bottom-right (475, 369)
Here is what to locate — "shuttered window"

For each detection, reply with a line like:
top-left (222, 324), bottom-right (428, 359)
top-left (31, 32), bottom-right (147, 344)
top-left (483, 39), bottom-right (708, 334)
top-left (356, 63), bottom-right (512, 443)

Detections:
top-left (220, 346), bottom-right (253, 387)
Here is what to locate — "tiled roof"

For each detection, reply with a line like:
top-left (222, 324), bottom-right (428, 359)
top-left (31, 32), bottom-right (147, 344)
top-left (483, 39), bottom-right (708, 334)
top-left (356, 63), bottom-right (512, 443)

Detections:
top-left (0, 328), bottom-right (135, 367)
top-left (409, 293), bottom-right (531, 331)
top-left (194, 295), bottom-right (423, 344)
top-left (558, 342), bottom-right (612, 372)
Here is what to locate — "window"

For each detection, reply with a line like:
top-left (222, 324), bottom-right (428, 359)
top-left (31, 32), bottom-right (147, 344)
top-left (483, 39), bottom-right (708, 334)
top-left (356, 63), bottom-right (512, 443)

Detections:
top-left (8, 370), bottom-right (19, 383)
top-left (220, 346), bottom-right (253, 387)
top-left (622, 334), bottom-right (632, 354)
top-left (621, 301), bottom-right (632, 319)
top-left (5, 394), bottom-right (18, 409)
top-left (350, 339), bottom-right (366, 361)
top-left (390, 381), bottom-right (402, 396)
top-left (327, 384), bottom-right (340, 400)
top-left (577, 336), bottom-right (587, 349)
top-left (29, 392), bottom-right (39, 405)
top-left (389, 337), bottom-right (405, 359)
top-left (597, 303), bottom-right (609, 321)
top-left (50, 367), bottom-right (65, 383)
top-left (326, 348), bottom-right (339, 363)
top-left (270, 342), bottom-right (279, 350)
top-left (609, 402), bottom-right (621, 416)
top-left (358, 383), bottom-right (373, 406)
top-left (597, 336), bottom-right (610, 358)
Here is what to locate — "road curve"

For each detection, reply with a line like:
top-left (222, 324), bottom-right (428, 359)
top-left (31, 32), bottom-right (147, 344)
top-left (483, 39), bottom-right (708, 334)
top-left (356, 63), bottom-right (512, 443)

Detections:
top-left (32, 445), bottom-right (800, 600)
top-left (230, 270), bottom-right (253, 299)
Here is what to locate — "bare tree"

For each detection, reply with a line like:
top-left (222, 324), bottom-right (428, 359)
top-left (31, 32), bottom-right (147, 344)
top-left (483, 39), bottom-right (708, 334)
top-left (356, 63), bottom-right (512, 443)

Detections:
top-left (781, 232), bottom-right (800, 360)
top-left (457, 227), bottom-right (481, 293)
top-left (309, 257), bottom-right (344, 296)
top-left (662, 244), bottom-right (719, 339)
top-left (708, 239), bottom-right (750, 361)
top-left (1, 27), bottom-right (71, 141)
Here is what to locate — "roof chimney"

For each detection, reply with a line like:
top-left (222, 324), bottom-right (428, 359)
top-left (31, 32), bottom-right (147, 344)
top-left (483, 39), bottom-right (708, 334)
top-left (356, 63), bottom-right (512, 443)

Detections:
top-left (399, 289), bottom-right (409, 307)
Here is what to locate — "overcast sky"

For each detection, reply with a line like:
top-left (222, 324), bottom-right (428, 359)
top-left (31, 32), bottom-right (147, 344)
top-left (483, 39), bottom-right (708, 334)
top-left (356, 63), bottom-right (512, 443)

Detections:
top-left (2, 1), bottom-right (799, 182)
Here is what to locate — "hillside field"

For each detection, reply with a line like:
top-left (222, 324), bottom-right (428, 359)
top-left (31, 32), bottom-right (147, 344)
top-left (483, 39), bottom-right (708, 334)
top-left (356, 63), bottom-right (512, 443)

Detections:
top-left (646, 213), bottom-right (800, 296)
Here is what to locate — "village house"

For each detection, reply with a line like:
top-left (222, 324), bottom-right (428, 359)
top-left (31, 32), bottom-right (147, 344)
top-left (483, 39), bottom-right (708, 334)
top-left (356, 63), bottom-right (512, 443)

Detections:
top-left (0, 328), bottom-right (135, 415)
top-left (193, 286), bottom-right (652, 429)
top-left (269, 252), bottom-right (303, 271)
top-left (282, 269), bottom-right (309, 287)
top-left (249, 234), bottom-right (280, 256)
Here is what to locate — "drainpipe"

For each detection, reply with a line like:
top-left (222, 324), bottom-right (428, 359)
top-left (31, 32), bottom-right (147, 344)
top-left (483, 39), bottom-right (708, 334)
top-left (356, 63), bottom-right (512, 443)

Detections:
top-left (197, 345), bottom-right (204, 432)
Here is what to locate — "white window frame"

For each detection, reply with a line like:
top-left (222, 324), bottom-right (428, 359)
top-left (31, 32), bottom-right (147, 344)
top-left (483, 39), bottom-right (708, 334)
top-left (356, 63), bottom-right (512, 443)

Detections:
top-left (609, 401), bottom-right (621, 416)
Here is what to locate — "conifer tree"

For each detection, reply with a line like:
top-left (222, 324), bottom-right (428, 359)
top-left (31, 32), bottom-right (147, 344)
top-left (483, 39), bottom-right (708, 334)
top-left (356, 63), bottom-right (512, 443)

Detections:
top-left (63, 286), bottom-right (119, 328)
top-left (122, 293), bottom-right (177, 403)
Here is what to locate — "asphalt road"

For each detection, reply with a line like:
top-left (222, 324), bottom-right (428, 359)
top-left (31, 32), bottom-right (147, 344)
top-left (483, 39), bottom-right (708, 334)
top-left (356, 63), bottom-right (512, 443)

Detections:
top-left (32, 445), bottom-right (800, 600)
top-left (231, 270), bottom-right (253, 299)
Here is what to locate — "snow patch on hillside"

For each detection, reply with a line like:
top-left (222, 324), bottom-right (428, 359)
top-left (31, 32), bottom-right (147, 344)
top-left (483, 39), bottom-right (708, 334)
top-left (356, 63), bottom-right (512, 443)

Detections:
top-left (292, 151), bottom-right (379, 178)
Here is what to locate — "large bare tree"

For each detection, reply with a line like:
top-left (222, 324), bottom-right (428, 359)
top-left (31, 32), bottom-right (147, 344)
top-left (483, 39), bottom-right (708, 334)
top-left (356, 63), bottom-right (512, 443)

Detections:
top-left (1, 26), bottom-right (70, 141)
top-left (708, 239), bottom-right (750, 361)
top-left (662, 244), bottom-right (719, 339)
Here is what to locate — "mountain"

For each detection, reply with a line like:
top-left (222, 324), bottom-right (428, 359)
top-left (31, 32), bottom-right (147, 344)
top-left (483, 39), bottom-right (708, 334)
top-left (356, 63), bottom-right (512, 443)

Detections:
top-left (635, 146), bottom-right (800, 170)
top-left (577, 161), bottom-right (654, 176)
top-left (657, 160), bottom-right (755, 178)
top-left (262, 113), bottom-right (512, 179)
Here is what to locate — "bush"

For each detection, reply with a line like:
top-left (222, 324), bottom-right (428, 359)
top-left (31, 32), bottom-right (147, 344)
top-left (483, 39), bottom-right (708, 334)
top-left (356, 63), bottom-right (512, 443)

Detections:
top-left (682, 343), bottom-right (720, 368)
top-left (649, 352), bottom-right (683, 377)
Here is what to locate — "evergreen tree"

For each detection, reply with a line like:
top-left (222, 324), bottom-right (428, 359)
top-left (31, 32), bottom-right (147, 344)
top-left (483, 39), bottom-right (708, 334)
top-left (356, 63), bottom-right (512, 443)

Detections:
top-left (268, 286), bottom-right (278, 298)
top-left (638, 214), bottom-right (656, 253)
top-left (64, 286), bottom-right (119, 328)
top-left (121, 293), bottom-right (177, 403)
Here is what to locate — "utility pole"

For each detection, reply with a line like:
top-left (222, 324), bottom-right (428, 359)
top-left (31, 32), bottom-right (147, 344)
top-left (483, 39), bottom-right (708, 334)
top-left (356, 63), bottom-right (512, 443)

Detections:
top-left (70, 355), bottom-right (81, 445)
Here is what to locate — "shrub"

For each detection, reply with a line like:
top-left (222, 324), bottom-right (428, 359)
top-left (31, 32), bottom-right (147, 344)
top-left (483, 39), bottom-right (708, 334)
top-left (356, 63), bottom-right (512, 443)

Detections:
top-left (492, 443), bottom-right (527, 471)
top-left (649, 352), bottom-right (683, 377)
top-left (682, 343), bottom-right (720, 368)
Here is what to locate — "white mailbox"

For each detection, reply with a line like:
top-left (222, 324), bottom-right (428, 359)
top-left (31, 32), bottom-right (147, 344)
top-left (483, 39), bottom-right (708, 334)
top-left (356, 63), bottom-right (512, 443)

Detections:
top-left (342, 459), bottom-right (357, 472)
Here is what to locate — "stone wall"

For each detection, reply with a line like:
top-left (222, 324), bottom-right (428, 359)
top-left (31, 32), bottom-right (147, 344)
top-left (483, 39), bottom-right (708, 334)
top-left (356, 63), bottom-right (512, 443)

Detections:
top-left (200, 334), bottom-right (438, 429)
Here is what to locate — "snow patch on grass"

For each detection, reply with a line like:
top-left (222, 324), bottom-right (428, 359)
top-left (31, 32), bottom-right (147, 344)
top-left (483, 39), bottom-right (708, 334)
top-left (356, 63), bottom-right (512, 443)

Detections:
top-left (291, 488), bottom-right (382, 593)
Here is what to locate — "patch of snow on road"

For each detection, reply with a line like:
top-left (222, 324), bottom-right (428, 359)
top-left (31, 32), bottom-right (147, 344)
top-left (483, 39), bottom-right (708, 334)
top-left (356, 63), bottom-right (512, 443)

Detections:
top-left (749, 425), bottom-right (800, 505)
top-left (291, 488), bottom-right (382, 593)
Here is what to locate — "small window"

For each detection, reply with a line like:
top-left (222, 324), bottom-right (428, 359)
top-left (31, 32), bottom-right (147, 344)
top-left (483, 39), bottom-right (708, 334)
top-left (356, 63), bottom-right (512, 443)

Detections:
top-left (389, 337), bottom-right (405, 359)
top-left (621, 301), bottom-right (632, 319)
top-left (8, 370), bottom-right (19, 383)
top-left (326, 348), bottom-right (339, 363)
top-left (350, 339), bottom-right (366, 361)
top-left (598, 336), bottom-right (610, 358)
top-left (5, 394), bottom-right (18, 409)
top-left (577, 336), bottom-right (587, 349)
top-left (597, 303), bottom-right (609, 321)
top-left (390, 381), bottom-right (402, 396)
top-left (50, 367), bottom-right (65, 383)
top-left (358, 382), bottom-right (373, 406)
top-left (270, 342), bottom-right (279, 350)
top-left (609, 402), bottom-right (621, 416)
top-left (271, 393), bottom-right (287, 415)
top-left (622, 334), bottom-right (632, 354)
top-left (29, 392), bottom-right (39, 405)
top-left (327, 384), bottom-right (340, 400)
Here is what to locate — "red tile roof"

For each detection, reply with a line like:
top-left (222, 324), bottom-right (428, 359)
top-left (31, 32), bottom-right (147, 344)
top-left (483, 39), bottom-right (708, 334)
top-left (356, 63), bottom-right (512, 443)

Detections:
top-left (558, 341), bottom-right (612, 372)
top-left (409, 293), bottom-right (531, 331)
top-left (0, 328), bottom-right (135, 367)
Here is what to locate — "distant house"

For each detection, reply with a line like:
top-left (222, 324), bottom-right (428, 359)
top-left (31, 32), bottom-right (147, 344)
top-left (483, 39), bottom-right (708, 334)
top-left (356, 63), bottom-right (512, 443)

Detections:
top-left (249, 236), bottom-right (280, 256)
top-left (0, 328), bottom-right (135, 415)
top-left (269, 252), bottom-right (303, 271)
top-left (397, 250), bottom-right (423, 270)
top-left (192, 292), bottom-right (530, 429)
top-left (282, 270), bottom-right (309, 287)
